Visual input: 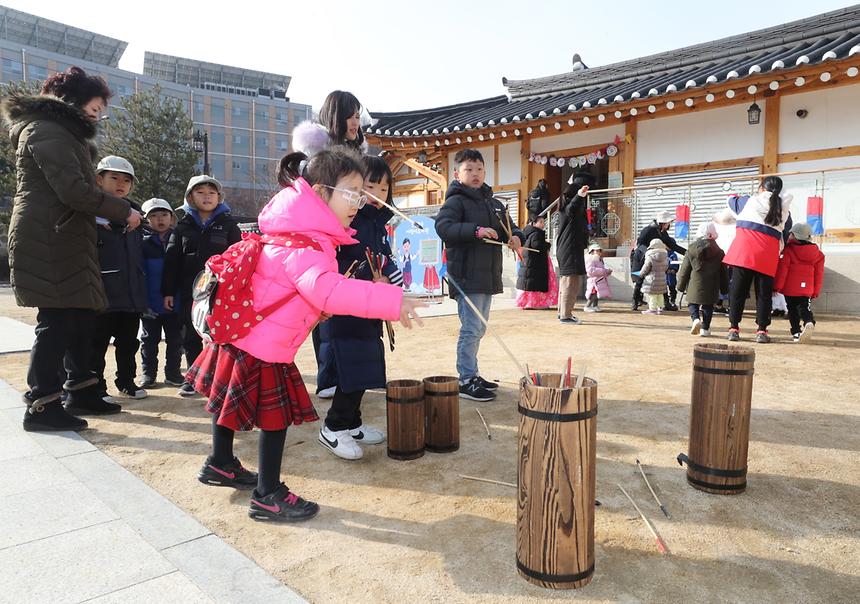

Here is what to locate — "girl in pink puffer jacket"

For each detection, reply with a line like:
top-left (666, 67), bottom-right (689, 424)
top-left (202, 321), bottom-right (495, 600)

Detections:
top-left (187, 148), bottom-right (425, 523)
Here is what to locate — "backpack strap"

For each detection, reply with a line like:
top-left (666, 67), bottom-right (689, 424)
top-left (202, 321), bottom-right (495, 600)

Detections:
top-left (254, 233), bottom-right (323, 320)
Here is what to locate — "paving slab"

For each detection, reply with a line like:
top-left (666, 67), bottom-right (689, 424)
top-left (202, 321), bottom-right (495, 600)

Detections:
top-left (0, 481), bottom-right (118, 550)
top-left (61, 450), bottom-right (211, 550)
top-left (0, 316), bottom-right (35, 354)
top-left (0, 453), bottom-right (78, 498)
top-left (84, 571), bottom-right (214, 604)
top-left (0, 520), bottom-right (176, 604)
top-left (0, 378), bottom-right (24, 409)
top-left (163, 534), bottom-right (307, 604)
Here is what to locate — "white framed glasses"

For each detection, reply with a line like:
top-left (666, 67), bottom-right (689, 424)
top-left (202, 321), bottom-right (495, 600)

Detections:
top-left (320, 185), bottom-right (367, 209)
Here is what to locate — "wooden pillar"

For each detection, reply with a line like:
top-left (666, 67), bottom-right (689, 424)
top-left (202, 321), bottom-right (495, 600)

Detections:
top-left (621, 120), bottom-right (638, 242)
top-left (763, 96), bottom-right (780, 175)
top-left (519, 138), bottom-right (531, 228)
top-left (493, 144), bottom-right (500, 189)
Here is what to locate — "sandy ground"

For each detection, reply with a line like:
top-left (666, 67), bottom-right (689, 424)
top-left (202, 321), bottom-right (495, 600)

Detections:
top-left (1, 287), bottom-right (858, 603)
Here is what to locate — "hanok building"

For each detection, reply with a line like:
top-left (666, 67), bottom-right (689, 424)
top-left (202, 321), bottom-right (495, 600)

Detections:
top-left (367, 7), bottom-right (860, 312)
top-left (0, 4), bottom-right (311, 212)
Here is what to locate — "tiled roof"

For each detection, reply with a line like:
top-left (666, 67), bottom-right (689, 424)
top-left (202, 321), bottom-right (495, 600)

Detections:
top-left (368, 5), bottom-right (860, 139)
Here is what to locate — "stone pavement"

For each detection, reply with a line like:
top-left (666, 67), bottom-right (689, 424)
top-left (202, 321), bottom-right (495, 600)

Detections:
top-left (0, 379), bottom-right (307, 604)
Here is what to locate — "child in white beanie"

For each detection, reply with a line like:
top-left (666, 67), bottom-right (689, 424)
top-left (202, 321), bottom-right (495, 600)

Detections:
top-left (676, 222), bottom-right (727, 336)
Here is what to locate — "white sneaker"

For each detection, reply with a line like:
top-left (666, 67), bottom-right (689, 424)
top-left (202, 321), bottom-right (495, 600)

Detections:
top-left (799, 322), bottom-right (815, 343)
top-left (350, 424), bottom-right (385, 445)
top-left (584, 307), bottom-right (597, 313)
top-left (690, 318), bottom-right (702, 335)
top-left (317, 386), bottom-right (336, 399)
top-left (318, 426), bottom-right (363, 460)
top-left (700, 329), bottom-right (711, 337)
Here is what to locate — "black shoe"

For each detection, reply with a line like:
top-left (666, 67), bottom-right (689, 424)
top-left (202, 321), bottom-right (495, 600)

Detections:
top-left (23, 398), bottom-right (88, 432)
top-left (178, 382), bottom-right (199, 397)
top-left (198, 456), bottom-right (258, 490)
top-left (65, 385), bottom-right (122, 415)
top-left (714, 306), bottom-right (729, 315)
top-left (249, 483), bottom-right (319, 522)
top-left (631, 299), bottom-right (641, 311)
top-left (116, 382), bottom-right (148, 399)
top-left (663, 304), bottom-right (678, 312)
top-left (164, 374), bottom-right (185, 387)
top-left (140, 375), bottom-right (158, 389)
top-left (459, 378), bottom-right (496, 402)
top-left (476, 376), bottom-right (499, 391)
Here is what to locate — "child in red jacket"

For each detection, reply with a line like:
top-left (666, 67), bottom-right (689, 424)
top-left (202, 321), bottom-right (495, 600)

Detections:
top-left (774, 223), bottom-right (824, 343)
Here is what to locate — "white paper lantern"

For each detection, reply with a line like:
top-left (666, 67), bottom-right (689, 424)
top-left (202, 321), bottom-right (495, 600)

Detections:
top-left (557, 157), bottom-right (566, 167)
top-left (540, 156), bottom-right (547, 165)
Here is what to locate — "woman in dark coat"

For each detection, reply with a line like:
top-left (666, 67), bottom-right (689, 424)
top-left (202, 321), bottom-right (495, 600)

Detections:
top-left (556, 172), bottom-right (593, 323)
top-left (516, 215), bottom-right (557, 309)
top-left (630, 211), bottom-right (687, 310)
top-left (1, 67), bottom-right (138, 432)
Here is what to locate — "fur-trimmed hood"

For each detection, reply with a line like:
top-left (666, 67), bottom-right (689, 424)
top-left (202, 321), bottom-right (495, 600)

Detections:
top-left (1, 94), bottom-right (98, 149)
top-left (291, 120), bottom-right (369, 157)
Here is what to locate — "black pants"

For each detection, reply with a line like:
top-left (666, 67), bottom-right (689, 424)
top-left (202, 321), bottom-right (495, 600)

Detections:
top-left (632, 277), bottom-right (644, 303)
top-left (688, 303), bottom-right (715, 329)
top-left (140, 314), bottom-right (183, 378)
top-left (325, 388), bottom-right (364, 431)
top-left (91, 311), bottom-right (142, 389)
top-left (728, 266), bottom-right (773, 330)
top-left (785, 296), bottom-right (815, 335)
top-left (181, 301), bottom-right (203, 370)
top-left (27, 308), bottom-right (98, 404)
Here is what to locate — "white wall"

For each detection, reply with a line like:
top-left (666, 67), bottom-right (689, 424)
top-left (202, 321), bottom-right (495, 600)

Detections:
top-left (529, 124), bottom-right (624, 154)
top-left (497, 142), bottom-right (521, 185)
top-left (779, 86), bottom-right (860, 154)
top-left (777, 155), bottom-right (860, 229)
top-left (637, 104), bottom-right (764, 170)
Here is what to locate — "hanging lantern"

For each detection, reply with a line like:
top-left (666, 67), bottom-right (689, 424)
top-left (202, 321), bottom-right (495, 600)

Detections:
top-left (747, 101), bottom-right (761, 125)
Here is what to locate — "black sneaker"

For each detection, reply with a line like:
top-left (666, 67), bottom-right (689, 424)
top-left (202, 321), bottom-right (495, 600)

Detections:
top-left (116, 382), bottom-right (148, 399)
top-left (164, 374), bottom-right (186, 387)
top-left (140, 375), bottom-right (158, 389)
top-left (476, 376), bottom-right (499, 391)
top-left (714, 305), bottom-right (729, 315)
top-left (65, 385), bottom-right (122, 415)
top-left (197, 456), bottom-right (258, 490)
top-left (249, 483), bottom-right (319, 522)
top-left (178, 382), bottom-right (199, 397)
top-left (459, 378), bottom-right (496, 402)
top-left (23, 398), bottom-right (88, 432)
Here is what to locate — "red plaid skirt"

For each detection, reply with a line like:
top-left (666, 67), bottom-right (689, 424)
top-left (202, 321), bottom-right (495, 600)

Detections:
top-left (187, 343), bottom-right (319, 431)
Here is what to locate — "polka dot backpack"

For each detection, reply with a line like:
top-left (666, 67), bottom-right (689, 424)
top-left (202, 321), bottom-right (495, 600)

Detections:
top-left (191, 232), bottom-right (322, 344)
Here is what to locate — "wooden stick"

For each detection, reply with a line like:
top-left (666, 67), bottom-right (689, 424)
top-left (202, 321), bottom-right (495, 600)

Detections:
top-left (476, 408), bottom-right (491, 440)
top-left (365, 248), bottom-right (396, 351)
top-left (575, 363), bottom-right (587, 389)
top-left (343, 259), bottom-right (359, 279)
top-left (445, 274), bottom-right (531, 383)
top-left (636, 459), bottom-right (671, 519)
top-left (362, 188), bottom-right (425, 230)
top-left (482, 238), bottom-right (539, 253)
top-left (617, 484), bottom-right (669, 555)
top-left (565, 356), bottom-right (572, 388)
top-left (460, 474), bottom-right (515, 488)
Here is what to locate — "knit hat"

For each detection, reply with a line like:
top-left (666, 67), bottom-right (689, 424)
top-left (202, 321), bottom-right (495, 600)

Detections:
top-left (655, 210), bottom-right (675, 224)
top-left (587, 242), bottom-right (602, 253)
top-left (141, 198), bottom-right (174, 216)
top-left (648, 238), bottom-right (666, 251)
top-left (185, 174), bottom-right (224, 203)
top-left (696, 222), bottom-right (718, 240)
top-left (790, 222), bottom-right (813, 242)
top-left (568, 171), bottom-right (595, 187)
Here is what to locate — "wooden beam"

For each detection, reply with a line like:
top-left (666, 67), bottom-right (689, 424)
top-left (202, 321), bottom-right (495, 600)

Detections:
top-left (621, 120), bottom-right (637, 242)
top-left (777, 145), bottom-right (860, 164)
top-left (494, 144), bottom-right (500, 188)
top-left (763, 96), bottom-right (780, 174)
top-left (519, 138), bottom-right (530, 228)
top-left (403, 158), bottom-right (446, 188)
top-left (635, 156), bottom-right (763, 178)
top-left (494, 183), bottom-right (521, 192)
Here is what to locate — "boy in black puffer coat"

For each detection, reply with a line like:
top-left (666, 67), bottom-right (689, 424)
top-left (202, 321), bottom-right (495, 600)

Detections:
top-left (162, 175), bottom-right (241, 396)
top-left (435, 149), bottom-right (523, 403)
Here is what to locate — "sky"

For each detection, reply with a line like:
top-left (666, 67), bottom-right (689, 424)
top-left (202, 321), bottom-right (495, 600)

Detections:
top-left (5, 0), bottom-right (856, 114)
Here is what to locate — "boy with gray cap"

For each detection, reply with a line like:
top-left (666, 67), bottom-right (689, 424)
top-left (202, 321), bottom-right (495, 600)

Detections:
top-left (140, 199), bottom-right (184, 388)
top-left (162, 175), bottom-right (241, 395)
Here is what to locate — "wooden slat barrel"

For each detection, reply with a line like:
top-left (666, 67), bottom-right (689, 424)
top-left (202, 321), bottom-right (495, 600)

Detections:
top-left (517, 373), bottom-right (597, 589)
top-left (386, 379), bottom-right (425, 460)
top-left (678, 343), bottom-right (755, 495)
top-left (423, 376), bottom-right (459, 453)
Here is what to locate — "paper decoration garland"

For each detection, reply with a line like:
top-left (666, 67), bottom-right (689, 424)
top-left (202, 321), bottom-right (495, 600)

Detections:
top-left (527, 135), bottom-right (632, 167)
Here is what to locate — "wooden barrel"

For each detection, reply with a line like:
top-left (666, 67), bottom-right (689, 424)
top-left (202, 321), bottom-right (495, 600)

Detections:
top-left (517, 373), bottom-right (597, 589)
top-left (678, 343), bottom-right (755, 495)
top-left (423, 376), bottom-right (460, 453)
top-left (386, 379), bottom-right (425, 460)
